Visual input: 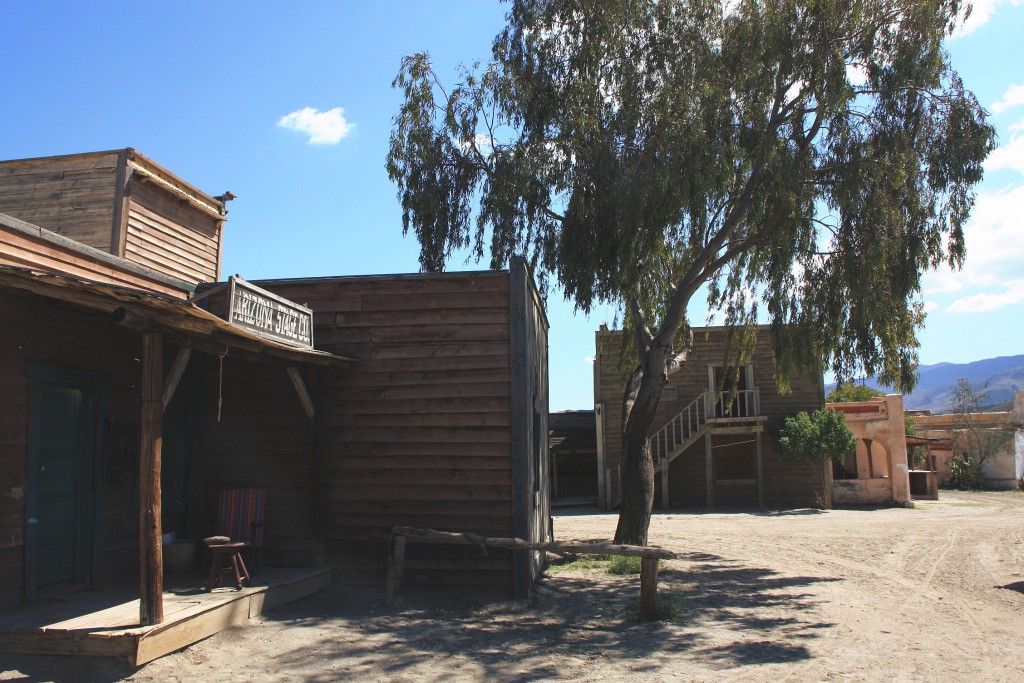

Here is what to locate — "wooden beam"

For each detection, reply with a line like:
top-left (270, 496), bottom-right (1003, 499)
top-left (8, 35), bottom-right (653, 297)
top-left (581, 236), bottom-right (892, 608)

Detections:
top-left (391, 526), bottom-right (675, 559)
top-left (705, 435), bottom-right (714, 509)
top-left (639, 556), bottom-right (660, 620)
top-left (756, 431), bottom-right (764, 508)
top-left (661, 458), bottom-right (670, 509)
top-left (384, 535), bottom-right (406, 607)
top-left (508, 257), bottom-right (531, 599)
top-left (139, 331), bottom-right (164, 626)
top-left (162, 347), bottom-right (191, 411)
top-left (286, 367), bottom-right (315, 420)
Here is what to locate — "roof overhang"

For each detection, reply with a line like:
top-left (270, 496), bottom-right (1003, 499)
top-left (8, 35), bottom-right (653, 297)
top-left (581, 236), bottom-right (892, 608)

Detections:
top-left (0, 265), bottom-right (357, 367)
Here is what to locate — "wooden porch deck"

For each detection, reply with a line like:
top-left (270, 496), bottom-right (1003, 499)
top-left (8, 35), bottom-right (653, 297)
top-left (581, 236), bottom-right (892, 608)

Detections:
top-left (0, 566), bottom-right (331, 666)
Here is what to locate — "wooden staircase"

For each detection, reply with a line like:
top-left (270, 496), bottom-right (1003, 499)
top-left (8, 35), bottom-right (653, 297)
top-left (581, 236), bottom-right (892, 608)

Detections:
top-left (650, 389), bottom-right (763, 508)
top-left (651, 393), bottom-right (711, 476)
top-left (604, 389), bottom-right (763, 509)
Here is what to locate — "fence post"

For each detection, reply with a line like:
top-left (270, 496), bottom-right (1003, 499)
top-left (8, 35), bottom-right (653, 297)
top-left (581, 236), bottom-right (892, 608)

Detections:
top-left (639, 556), bottom-right (660, 620)
top-left (385, 534), bottom-right (406, 606)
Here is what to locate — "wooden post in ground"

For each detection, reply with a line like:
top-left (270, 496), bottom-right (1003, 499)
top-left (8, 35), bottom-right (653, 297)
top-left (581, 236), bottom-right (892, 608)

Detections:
top-left (639, 556), bottom-right (660, 620)
top-left (140, 331), bottom-right (164, 626)
top-left (384, 535), bottom-right (406, 607)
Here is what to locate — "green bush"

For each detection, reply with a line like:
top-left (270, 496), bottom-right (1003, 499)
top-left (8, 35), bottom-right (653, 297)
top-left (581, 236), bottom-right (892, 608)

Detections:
top-left (946, 453), bottom-right (985, 490)
top-left (776, 409), bottom-right (857, 465)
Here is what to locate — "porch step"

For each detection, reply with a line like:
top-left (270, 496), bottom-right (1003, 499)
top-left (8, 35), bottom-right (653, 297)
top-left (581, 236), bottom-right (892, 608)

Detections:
top-left (0, 566), bottom-right (332, 666)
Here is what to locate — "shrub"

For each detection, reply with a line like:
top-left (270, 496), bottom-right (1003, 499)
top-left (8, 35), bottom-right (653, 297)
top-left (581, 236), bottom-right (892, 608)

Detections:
top-left (777, 408), bottom-right (856, 507)
top-left (947, 453), bottom-right (986, 490)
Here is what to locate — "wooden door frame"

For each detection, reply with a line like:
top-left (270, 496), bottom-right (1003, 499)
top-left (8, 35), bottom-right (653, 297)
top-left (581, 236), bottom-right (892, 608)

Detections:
top-left (25, 363), bottom-right (110, 599)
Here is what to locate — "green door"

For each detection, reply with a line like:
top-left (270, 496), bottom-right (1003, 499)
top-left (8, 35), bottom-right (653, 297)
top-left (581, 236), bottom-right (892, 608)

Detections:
top-left (27, 365), bottom-right (107, 593)
top-left (36, 385), bottom-right (85, 585)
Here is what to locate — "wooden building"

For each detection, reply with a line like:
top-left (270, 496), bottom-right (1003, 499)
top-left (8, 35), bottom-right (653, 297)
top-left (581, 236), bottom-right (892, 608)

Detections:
top-left (246, 263), bottom-right (551, 597)
top-left (0, 148), bottom-right (227, 288)
top-left (594, 326), bottom-right (827, 510)
top-left (549, 410), bottom-right (599, 504)
top-left (0, 150), bottom-right (551, 661)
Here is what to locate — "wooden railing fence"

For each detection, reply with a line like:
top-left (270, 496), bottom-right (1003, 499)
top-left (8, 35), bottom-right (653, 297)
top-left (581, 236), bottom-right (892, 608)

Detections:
top-left (385, 526), bottom-right (676, 620)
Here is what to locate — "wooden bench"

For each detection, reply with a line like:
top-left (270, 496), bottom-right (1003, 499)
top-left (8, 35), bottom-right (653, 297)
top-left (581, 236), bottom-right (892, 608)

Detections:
top-left (384, 526), bottom-right (677, 620)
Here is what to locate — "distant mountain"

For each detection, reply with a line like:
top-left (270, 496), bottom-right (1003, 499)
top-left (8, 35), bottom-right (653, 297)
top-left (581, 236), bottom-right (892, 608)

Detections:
top-left (832, 354), bottom-right (1024, 412)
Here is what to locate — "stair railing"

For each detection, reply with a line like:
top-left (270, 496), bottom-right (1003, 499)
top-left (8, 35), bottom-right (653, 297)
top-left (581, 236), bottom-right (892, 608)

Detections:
top-left (650, 392), bottom-right (711, 468)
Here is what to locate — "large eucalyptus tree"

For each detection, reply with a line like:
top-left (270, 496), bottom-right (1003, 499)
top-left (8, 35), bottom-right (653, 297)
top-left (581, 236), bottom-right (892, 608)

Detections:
top-left (386, 0), bottom-right (994, 544)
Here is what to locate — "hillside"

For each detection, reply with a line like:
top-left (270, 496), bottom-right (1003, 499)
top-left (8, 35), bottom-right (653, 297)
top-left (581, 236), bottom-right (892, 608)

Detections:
top-left (837, 354), bottom-right (1024, 412)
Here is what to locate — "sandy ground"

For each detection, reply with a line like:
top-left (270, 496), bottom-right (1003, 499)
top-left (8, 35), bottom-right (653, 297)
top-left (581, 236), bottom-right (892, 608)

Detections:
top-left (3, 490), bottom-right (1023, 682)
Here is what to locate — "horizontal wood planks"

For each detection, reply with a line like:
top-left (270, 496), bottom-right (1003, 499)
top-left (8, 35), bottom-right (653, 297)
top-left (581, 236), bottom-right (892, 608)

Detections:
top-left (263, 272), bottom-right (516, 589)
top-left (0, 150), bottom-right (224, 287)
top-left (124, 180), bottom-right (220, 284)
top-left (0, 221), bottom-right (189, 298)
top-left (0, 152), bottom-right (120, 251)
top-left (191, 355), bottom-right (320, 567)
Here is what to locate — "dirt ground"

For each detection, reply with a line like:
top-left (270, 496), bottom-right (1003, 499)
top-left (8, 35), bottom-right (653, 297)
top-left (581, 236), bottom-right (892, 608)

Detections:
top-left (3, 490), bottom-right (1023, 682)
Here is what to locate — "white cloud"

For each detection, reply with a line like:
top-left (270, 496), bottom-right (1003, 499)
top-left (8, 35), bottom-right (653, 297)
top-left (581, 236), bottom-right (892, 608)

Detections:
top-left (951, 0), bottom-right (1023, 38)
top-left (923, 300), bottom-right (940, 313)
top-left (992, 83), bottom-right (1024, 114)
top-left (947, 280), bottom-right (1024, 312)
top-left (985, 118), bottom-right (1024, 175)
top-left (277, 107), bottom-right (354, 145)
top-left (582, 355), bottom-right (595, 364)
top-left (925, 183), bottom-right (1024, 312)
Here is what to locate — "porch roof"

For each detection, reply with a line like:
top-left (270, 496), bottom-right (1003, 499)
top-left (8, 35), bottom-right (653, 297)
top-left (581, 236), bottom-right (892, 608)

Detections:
top-left (0, 265), bottom-right (356, 366)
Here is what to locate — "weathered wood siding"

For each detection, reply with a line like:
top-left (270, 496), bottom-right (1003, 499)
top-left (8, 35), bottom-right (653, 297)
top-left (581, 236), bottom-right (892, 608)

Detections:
top-left (0, 152), bottom-right (119, 251)
top-left (0, 291), bottom-right (143, 609)
top-left (0, 150), bottom-right (224, 286)
top-left (124, 179), bottom-right (221, 284)
top-left (509, 259), bottom-right (550, 596)
top-left (1, 216), bottom-right (192, 298)
top-left (596, 326), bottom-right (825, 508)
top-left (262, 271), bottom-right (519, 590)
top-left (189, 355), bottom-right (319, 567)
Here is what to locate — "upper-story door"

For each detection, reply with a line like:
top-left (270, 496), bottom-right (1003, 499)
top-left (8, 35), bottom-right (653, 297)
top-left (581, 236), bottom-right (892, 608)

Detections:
top-left (708, 364), bottom-right (755, 417)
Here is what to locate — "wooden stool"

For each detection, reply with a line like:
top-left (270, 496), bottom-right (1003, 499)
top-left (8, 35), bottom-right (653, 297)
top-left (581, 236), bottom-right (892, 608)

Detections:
top-left (204, 540), bottom-right (250, 591)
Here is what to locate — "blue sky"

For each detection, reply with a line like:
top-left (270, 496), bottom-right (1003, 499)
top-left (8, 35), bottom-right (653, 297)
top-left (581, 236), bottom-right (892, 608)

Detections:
top-left (3, 1), bottom-right (1022, 410)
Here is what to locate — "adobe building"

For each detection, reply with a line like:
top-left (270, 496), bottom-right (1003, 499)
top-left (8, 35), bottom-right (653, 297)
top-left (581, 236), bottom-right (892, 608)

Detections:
top-left (0, 150), bottom-right (550, 663)
top-left (908, 391), bottom-right (1024, 490)
top-left (826, 395), bottom-right (913, 506)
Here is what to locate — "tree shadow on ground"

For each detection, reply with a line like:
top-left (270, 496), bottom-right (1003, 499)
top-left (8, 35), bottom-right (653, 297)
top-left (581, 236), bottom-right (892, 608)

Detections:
top-left (256, 549), bottom-right (839, 682)
top-left (0, 652), bottom-right (134, 683)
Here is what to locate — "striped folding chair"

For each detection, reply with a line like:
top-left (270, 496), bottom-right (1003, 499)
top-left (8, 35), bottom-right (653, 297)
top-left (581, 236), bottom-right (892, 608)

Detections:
top-left (204, 488), bottom-right (266, 591)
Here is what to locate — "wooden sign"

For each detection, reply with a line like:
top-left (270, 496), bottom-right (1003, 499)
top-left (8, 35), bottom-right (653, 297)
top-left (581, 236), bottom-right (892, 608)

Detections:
top-left (227, 276), bottom-right (313, 348)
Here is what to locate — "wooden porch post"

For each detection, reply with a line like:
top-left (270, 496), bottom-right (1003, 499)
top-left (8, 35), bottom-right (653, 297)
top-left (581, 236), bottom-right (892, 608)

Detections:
top-left (140, 331), bottom-right (164, 626)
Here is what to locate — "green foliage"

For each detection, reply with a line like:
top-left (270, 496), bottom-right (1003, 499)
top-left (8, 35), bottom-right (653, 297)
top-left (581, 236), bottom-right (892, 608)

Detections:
top-left (949, 378), bottom-right (986, 416)
top-left (828, 383), bottom-right (886, 403)
top-left (943, 378), bottom-right (1015, 489)
top-left (388, 0), bottom-right (995, 391)
top-left (546, 554), bottom-right (611, 573)
top-left (946, 452), bottom-right (985, 490)
top-left (908, 445), bottom-right (929, 470)
top-left (389, 0), bottom-right (995, 543)
top-left (777, 409), bottom-right (857, 465)
top-left (607, 555), bottom-right (643, 575)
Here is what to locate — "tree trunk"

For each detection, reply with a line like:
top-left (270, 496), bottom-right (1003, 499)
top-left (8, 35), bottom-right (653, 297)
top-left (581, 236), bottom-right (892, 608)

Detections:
top-left (613, 355), bottom-right (667, 545)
